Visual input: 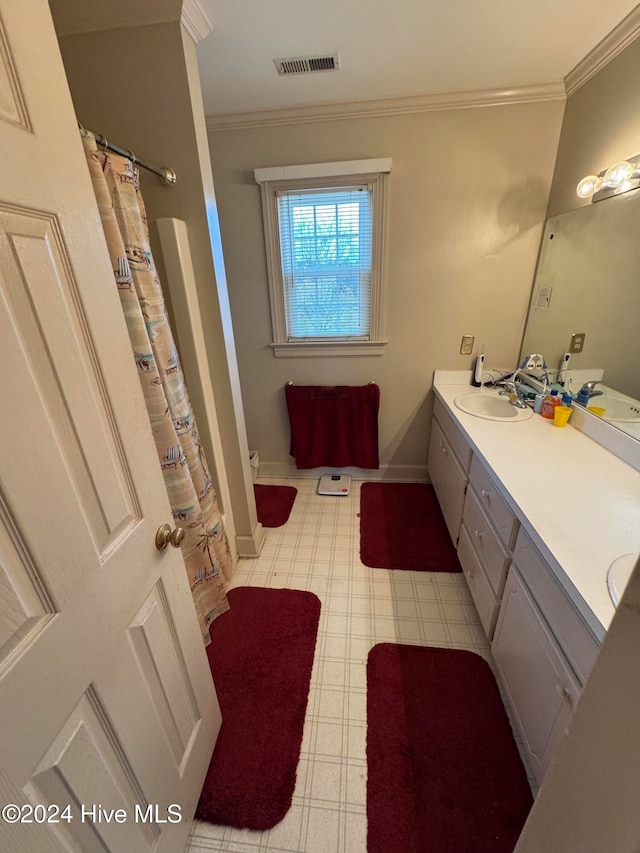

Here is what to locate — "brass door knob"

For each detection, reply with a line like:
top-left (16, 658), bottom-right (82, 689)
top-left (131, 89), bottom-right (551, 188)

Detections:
top-left (155, 523), bottom-right (185, 551)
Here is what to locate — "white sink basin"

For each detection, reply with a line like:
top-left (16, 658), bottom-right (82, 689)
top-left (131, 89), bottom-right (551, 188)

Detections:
top-left (454, 392), bottom-right (533, 422)
top-left (587, 395), bottom-right (640, 423)
top-left (607, 553), bottom-right (638, 606)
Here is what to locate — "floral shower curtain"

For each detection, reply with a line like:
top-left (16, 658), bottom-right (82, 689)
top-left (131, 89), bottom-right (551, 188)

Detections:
top-left (82, 133), bottom-right (231, 644)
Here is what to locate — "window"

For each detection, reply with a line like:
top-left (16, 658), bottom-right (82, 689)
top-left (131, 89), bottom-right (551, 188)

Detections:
top-left (255, 160), bottom-right (391, 357)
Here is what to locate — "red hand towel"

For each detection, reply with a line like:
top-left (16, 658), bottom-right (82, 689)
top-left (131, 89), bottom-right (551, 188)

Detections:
top-left (285, 384), bottom-right (380, 469)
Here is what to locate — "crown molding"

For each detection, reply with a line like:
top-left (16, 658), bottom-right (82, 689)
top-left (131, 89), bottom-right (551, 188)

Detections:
top-left (181, 0), bottom-right (214, 43)
top-left (565, 5), bottom-right (640, 97)
top-left (205, 82), bottom-right (565, 132)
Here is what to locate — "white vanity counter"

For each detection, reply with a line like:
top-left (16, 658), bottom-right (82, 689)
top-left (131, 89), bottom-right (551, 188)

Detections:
top-left (433, 371), bottom-right (640, 641)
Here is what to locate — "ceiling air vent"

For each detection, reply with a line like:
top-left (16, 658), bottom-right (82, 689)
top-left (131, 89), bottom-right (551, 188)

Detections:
top-left (274, 54), bottom-right (340, 76)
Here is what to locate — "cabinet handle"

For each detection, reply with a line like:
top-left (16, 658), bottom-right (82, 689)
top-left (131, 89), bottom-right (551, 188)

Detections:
top-left (442, 446), bottom-right (448, 456)
top-left (474, 529), bottom-right (483, 541)
top-left (481, 488), bottom-right (491, 501)
top-left (556, 684), bottom-right (574, 708)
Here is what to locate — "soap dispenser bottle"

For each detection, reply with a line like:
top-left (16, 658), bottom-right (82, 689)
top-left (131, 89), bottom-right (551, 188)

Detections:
top-left (541, 389), bottom-right (560, 419)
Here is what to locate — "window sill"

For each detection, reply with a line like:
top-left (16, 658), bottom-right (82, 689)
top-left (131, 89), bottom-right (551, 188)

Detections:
top-left (270, 340), bottom-right (387, 358)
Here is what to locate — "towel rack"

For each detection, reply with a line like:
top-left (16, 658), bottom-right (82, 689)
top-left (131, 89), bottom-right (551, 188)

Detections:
top-left (286, 381), bottom-right (377, 386)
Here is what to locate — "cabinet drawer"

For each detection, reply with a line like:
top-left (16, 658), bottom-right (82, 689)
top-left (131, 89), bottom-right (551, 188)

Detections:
top-left (433, 397), bottom-right (472, 473)
top-left (469, 455), bottom-right (518, 549)
top-left (514, 528), bottom-right (600, 685)
top-left (457, 524), bottom-right (500, 638)
top-left (462, 488), bottom-right (511, 597)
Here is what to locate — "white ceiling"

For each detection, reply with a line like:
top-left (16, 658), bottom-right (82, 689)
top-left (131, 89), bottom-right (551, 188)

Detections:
top-left (196, 0), bottom-right (639, 117)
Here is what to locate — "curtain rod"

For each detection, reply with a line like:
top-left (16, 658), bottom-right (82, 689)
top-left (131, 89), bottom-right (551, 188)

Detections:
top-left (79, 124), bottom-right (177, 186)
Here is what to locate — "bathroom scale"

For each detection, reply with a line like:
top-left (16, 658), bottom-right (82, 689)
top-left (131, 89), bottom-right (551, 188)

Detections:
top-left (317, 474), bottom-right (351, 496)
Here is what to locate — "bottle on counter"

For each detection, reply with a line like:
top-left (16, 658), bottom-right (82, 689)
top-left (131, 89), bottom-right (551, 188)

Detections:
top-left (541, 389), bottom-right (561, 419)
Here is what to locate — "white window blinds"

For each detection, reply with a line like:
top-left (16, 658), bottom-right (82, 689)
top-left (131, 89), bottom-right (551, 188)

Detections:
top-left (277, 185), bottom-right (373, 340)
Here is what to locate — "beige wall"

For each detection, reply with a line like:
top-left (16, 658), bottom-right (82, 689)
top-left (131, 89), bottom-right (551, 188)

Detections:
top-left (548, 36), bottom-right (640, 217)
top-left (208, 102), bottom-right (564, 477)
top-left (56, 21), bottom-right (264, 556)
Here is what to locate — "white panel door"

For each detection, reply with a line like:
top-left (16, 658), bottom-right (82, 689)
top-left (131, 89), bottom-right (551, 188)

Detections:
top-left (0, 3), bottom-right (221, 851)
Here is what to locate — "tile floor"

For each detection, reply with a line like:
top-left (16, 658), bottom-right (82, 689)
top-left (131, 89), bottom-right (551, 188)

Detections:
top-left (187, 478), bottom-right (534, 853)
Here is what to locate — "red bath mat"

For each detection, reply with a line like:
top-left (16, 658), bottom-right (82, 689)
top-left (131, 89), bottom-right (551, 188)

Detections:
top-left (254, 484), bottom-right (297, 527)
top-left (360, 482), bottom-right (461, 571)
top-left (367, 644), bottom-right (533, 853)
top-left (196, 587), bottom-right (321, 830)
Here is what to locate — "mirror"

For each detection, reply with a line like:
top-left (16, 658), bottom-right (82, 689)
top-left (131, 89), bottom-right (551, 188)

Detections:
top-left (521, 189), bottom-right (640, 441)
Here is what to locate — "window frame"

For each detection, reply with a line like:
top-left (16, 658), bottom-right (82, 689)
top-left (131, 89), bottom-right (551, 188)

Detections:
top-left (257, 164), bottom-right (390, 357)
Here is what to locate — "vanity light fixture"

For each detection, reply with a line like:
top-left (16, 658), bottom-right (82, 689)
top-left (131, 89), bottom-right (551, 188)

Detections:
top-left (576, 154), bottom-right (640, 202)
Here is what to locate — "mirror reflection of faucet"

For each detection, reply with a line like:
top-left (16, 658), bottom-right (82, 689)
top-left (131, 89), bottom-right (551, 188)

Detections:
top-left (576, 381), bottom-right (604, 406)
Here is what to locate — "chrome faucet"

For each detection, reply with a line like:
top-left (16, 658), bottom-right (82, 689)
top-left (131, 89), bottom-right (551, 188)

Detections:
top-left (497, 379), bottom-right (529, 409)
top-left (579, 380), bottom-right (604, 400)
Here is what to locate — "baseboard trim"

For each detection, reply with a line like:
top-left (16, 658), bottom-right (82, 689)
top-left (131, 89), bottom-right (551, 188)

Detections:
top-left (235, 522), bottom-right (266, 557)
top-left (257, 461), bottom-right (429, 483)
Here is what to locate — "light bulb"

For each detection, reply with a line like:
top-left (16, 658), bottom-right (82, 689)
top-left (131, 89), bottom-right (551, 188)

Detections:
top-left (576, 175), bottom-right (602, 199)
top-left (604, 160), bottom-right (634, 187)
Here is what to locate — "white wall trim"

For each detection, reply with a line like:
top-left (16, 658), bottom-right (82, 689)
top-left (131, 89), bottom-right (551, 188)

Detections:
top-left (565, 5), bottom-right (640, 97)
top-left (155, 217), bottom-right (238, 560)
top-left (181, 0), bottom-right (214, 43)
top-left (206, 82), bottom-right (565, 131)
top-left (236, 524), bottom-right (267, 558)
top-left (254, 158), bottom-right (392, 183)
top-left (271, 341), bottom-right (387, 358)
top-left (257, 461), bottom-right (429, 483)
top-left (258, 170), bottom-right (390, 354)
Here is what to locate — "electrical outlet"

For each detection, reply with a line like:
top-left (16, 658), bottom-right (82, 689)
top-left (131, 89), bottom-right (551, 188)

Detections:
top-left (460, 335), bottom-right (475, 355)
top-left (569, 332), bottom-right (586, 353)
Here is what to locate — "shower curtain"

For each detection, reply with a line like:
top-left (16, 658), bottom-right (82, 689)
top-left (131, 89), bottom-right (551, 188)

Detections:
top-left (82, 133), bottom-right (231, 644)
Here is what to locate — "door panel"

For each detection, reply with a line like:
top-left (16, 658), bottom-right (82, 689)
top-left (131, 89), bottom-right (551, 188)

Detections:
top-left (0, 3), bottom-right (221, 850)
top-left (0, 495), bottom-right (57, 669)
top-left (0, 205), bottom-right (140, 563)
top-left (128, 583), bottom-right (201, 770)
top-left (0, 17), bottom-right (29, 130)
top-left (27, 688), bottom-right (158, 853)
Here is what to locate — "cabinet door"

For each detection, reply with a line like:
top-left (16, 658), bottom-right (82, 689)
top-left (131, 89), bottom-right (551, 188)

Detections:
top-left (427, 417), bottom-right (446, 495)
top-left (428, 419), bottom-right (468, 544)
top-left (492, 566), bottom-right (580, 784)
